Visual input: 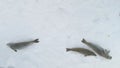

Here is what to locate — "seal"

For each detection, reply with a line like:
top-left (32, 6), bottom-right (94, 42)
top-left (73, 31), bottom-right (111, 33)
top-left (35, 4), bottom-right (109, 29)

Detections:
top-left (7, 39), bottom-right (39, 52)
top-left (66, 47), bottom-right (96, 56)
top-left (81, 38), bottom-right (112, 59)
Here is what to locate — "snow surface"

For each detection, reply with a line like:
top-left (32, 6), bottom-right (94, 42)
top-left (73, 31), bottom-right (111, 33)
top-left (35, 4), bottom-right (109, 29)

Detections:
top-left (0, 0), bottom-right (120, 68)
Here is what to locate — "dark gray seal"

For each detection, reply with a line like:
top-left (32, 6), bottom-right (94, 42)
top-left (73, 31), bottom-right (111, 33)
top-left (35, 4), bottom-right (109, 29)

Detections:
top-left (7, 39), bottom-right (39, 52)
top-left (81, 38), bottom-right (112, 59)
top-left (66, 47), bottom-right (96, 56)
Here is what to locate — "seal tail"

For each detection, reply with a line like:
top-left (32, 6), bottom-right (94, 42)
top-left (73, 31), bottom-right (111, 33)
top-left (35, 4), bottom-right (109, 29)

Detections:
top-left (66, 48), bottom-right (71, 52)
top-left (33, 39), bottom-right (39, 43)
top-left (81, 38), bottom-right (87, 43)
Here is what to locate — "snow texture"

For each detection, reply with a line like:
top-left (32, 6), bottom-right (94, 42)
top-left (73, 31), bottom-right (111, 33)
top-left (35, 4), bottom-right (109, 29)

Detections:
top-left (0, 0), bottom-right (120, 68)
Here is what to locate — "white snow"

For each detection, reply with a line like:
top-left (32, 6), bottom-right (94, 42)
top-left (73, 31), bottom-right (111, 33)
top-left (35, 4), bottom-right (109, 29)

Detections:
top-left (0, 0), bottom-right (120, 68)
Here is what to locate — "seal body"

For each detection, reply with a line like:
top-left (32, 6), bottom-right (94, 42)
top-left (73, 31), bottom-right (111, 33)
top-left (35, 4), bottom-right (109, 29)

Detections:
top-left (66, 47), bottom-right (96, 56)
top-left (81, 38), bottom-right (112, 59)
top-left (7, 39), bottom-right (39, 52)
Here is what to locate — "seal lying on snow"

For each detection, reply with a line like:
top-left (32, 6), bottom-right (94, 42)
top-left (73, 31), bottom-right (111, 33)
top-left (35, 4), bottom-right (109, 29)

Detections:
top-left (66, 47), bottom-right (96, 56)
top-left (7, 39), bottom-right (39, 52)
top-left (81, 38), bottom-right (112, 59)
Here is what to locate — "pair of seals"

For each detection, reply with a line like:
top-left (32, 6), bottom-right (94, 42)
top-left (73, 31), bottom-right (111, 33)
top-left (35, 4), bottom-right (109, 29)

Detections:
top-left (66, 38), bottom-right (112, 59)
top-left (7, 39), bottom-right (39, 52)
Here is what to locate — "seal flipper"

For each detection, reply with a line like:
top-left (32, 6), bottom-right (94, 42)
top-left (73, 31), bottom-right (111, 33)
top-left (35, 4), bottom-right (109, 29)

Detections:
top-left (14, 49), bottom-right (17, 52)
top-left (33, 39), bottom-right (39, 43)
top-left (84, 54), bottom-right (88, 57)
top-left (66, 48), bottom-right (71, 52)
top-left (81, 38), bottom-right (87, 43)
top-left (104, 49), bottom-right (110, 54)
